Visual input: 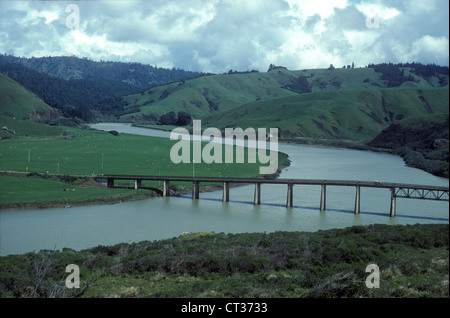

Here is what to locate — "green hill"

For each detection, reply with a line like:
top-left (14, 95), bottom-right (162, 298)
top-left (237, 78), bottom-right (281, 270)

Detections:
top-left (0, 73), bottom-right (56, 120)
top-left (200, 87), bottom-right (449, 142)
top-left (118, 64), bottom-right (448, 122)
top-left (0, 73), bottom-right (64, 138)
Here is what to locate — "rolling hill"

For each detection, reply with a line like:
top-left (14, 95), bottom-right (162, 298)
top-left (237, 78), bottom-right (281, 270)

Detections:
top-left (199, 87), bottom-right (449, 141)
top-left (118, 64), bottom-right (448, 122)
top-left (0, 72), bottom-right (56, 120)
top-left (0, 73), bottom-right (63, 138)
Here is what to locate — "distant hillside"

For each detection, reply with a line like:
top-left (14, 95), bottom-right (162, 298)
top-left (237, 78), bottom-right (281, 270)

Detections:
top-left (0, 63), bottom-right (139, 121)
top-left (0, 54), bottom-right (205, 90)
top-left (0, 55), bottom-right (207, 122)
top-left (200, 87), bottom-right (449, 141)
top-left (0, 73), bottom-right (56, 120)
top-left (118, 64), bottom-right (449, 123)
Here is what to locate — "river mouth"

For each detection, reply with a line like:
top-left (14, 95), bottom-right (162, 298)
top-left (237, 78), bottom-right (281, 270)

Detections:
top-left (0, 123), bottom-right (448, 256)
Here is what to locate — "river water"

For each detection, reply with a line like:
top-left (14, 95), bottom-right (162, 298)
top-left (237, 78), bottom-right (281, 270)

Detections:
top-left (0, 123), bottom-right (448, 256)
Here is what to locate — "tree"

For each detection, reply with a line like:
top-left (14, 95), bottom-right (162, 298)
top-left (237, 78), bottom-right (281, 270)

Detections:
top-left (176, 111), bottom-right (192, 126)
top-left (159, 111), bottom-right (177, 125)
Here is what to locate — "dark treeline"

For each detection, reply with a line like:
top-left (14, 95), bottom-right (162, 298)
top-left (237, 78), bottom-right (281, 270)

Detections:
top-left (0, 63), bottom-right (134, 121)
top-left (0, 54), bottom-right (205, 90)
top-left (0, 54), bottom-right (207, 121)
top-left (368, 62), bottom-right (449, 87)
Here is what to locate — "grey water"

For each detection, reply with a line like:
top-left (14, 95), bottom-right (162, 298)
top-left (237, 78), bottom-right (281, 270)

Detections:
top-left (0, 123), bottom-right (448, 256)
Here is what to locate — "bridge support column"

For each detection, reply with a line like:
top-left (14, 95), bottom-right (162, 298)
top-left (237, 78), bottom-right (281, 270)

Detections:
top-left (163, 180), bottom-right (170, 197)
top-left (134, 179), bottom-right (142, 189)
top-left (192, 181), bottom-right (199, 200)
top-left (320, 184), bottom-right (326, 211)
top-left (223, 182), bottom-right (229, 202)
top-left (107, 178), bottom-right (114, 188)
top-left (254, 182), bottom-right (261, 205)
top-left (286, 183), bottom-right (293, 208)
top-left (390, 188), bottom-right (396, 217)
top-left (354, 186), bottom-right (360, 214)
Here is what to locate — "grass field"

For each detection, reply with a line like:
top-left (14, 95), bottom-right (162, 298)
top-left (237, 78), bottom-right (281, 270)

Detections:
top-left (0, 115), bottom-right (63, 139)
top-left (0, 173), bottom-right (151, 208)
top-left (0, 125), bottom-right (289, 208)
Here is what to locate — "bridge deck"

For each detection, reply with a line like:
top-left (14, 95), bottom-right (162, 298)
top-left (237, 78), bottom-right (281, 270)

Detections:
top-left (97, 175), bottom-right (449, 192)
top-left (95, 175), bottom-right (449, 216)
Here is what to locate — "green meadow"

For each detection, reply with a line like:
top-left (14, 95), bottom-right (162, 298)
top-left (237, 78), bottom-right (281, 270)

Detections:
top-left (0, 174), bottom-right (150, 208)
top-left (0, 125), bottom-right (289, 208)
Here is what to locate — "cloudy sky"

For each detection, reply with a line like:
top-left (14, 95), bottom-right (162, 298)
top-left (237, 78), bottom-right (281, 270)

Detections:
top-left (0, 0), bottom-right (448, 73)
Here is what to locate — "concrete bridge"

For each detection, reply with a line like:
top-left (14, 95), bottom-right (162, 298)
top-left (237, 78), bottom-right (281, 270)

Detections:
top-left (95, 175), bottom-right (449, 217)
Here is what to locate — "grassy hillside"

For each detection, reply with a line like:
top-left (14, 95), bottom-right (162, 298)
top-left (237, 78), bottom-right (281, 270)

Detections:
top-left (200, 87), bottom-right (449, 142)
top-left (367, 114), bottom-right (449, 177)
top-left (1, 223), bottom-right (447, 298)
top-left (119, 66), bottom-right (448, 122)
top-left (0, 73), bottom-right (56, 120)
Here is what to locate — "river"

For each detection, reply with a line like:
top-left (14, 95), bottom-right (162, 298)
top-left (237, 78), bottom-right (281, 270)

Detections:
top-left (0, 123), bottom-right (448, 256)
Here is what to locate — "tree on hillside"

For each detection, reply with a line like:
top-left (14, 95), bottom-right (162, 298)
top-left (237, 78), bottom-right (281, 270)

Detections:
top-left (176, 111), bottom-right (192, 126)
top-left (267, 64), bottom-right (287, 72)
top-left (159, 111), bottom-right (177, 125)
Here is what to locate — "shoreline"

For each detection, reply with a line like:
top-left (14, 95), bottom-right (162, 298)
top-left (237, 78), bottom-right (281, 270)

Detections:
top-left (125, 122), bottom-right (449, 178)
top-left (0, 167), bottom-right (288, 211)
top-left (0, 191), bottom-right (159, 212)
top-left (2, 123), bottom-right (446, 211)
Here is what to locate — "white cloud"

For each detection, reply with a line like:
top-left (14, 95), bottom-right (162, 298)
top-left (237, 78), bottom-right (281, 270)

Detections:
top-left (355, 3), bottom-right (400, 21)
top-left (0, 0), bottom-right (448, 72)
top-left (409, 35), bottom-right (450, 63)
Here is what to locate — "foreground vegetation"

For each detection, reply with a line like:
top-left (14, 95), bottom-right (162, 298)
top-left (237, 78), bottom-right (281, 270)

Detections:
top-left (0, 223), bottom-right (447, 298)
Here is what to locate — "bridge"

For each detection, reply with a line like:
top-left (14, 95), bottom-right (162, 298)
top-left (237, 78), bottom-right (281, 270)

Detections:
top-left (95, 175), bottom-right (449, 217)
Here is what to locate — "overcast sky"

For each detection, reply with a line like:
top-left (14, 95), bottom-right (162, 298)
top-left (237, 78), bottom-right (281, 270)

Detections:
top-left (0, 0), bottom-right (448, 73)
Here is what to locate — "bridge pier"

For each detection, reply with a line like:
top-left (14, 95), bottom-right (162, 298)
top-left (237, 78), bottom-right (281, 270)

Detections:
top-left (320, 184), bottom-right (326, 211)
top-left (163, 180), bottom-right (170, 197)
top-left (390, 188), bottom-right (396, 217)
top-left (286, 183), bottom-right (293, 208)
top-left (254, 182), bottom-right (261, 205)
top-left (134, 179), bottom-right (142, 189)
top-left (223, 182), bottom-right (230, 202)
top-left (192, 181), bottom-right (199, 200)
top-left (107, 178), bottom-right (114, 188)
top-left (354, 186), bottom-right (360, 214)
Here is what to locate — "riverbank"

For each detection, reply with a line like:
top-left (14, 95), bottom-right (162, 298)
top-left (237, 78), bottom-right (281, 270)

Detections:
top-left (1, 223), bottom-right (448, 298)
top-left (280, 137), bottom-right (449, 179)
top-left (131, 122), bottom-right (449, 179)
top-left (1, 123), bottom-right (290, 210)
top-left (0, 150), bottom-right (290, 211)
